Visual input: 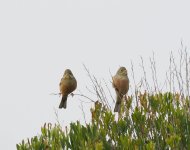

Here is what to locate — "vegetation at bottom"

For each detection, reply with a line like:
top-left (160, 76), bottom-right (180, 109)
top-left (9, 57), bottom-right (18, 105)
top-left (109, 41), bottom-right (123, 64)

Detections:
top-left (17, 92), bottom-right (190, 150)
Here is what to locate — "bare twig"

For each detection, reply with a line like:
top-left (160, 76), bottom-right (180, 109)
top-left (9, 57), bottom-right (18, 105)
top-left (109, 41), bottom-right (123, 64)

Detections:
top-left (131, 61), bottom-right (138, 107)
top-left (79, 102), bottom-right (87, 125)
top-left (83, 64), bottom-right (112, 110)
top-left (140, 56), bottom-right (150, 92)
top-left (73, 93), bottom-right (95, 103)
top-left (149, 52), bottom-right (159, 93)
top-left (103, 78), bottom-right (115, 104)
top-left (53, 108), bottom-right (60, 125)
top-left (50, 93), bottom-right (61, 96)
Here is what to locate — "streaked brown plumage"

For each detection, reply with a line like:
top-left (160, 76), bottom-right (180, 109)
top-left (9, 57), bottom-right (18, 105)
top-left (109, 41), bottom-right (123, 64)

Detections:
top-left (112, 67), bottom-right (129, 112)
top-left (59, 69), bottom-right (77, 109)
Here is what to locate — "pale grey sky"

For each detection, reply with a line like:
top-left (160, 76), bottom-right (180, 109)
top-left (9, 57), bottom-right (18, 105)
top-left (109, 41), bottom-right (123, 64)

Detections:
top-left (0, 0), bottom-right (190, 149)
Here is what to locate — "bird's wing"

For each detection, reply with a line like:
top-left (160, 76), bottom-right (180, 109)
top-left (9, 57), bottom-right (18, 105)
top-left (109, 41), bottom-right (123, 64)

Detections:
top-left (112, 76), bottom-right (120, 92)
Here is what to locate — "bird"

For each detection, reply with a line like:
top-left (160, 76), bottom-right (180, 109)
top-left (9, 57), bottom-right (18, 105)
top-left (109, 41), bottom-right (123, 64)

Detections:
top-left (59, 69), bottom-right (77, 109)
top-left (112, 67), bottom-right (129, 112)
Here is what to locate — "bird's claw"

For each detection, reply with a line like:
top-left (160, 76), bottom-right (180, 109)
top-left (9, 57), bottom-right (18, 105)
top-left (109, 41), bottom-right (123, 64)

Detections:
top-left (71, 93), bottom-right (74, 97)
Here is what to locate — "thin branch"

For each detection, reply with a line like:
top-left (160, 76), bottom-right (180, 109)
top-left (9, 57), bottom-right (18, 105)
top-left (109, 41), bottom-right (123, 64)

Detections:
top-left (140, 56), bottom-right (150, 92)
top-left (103, 78), bottom-right (115, 104)
top-left (79, 102), bottom-right (87, 125)
top-left (73, 93), bottom-right (95, 103)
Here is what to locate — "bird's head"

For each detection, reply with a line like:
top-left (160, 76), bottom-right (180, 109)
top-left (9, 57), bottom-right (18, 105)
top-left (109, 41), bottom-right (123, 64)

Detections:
top-left (64, 69), bottom-right (73, 75)
top-left (116, 67), bottom-right (128, 76)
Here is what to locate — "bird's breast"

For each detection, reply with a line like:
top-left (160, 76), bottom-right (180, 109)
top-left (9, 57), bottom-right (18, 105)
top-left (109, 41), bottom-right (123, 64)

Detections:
top-left (60, 78), bottom-right (77, 94)
top-left (113, 75), bottom-right (129, 94)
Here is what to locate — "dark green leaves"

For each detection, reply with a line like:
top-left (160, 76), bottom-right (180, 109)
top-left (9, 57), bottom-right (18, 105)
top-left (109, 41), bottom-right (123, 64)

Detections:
top-left (17, 92), bottom-right (190, 150)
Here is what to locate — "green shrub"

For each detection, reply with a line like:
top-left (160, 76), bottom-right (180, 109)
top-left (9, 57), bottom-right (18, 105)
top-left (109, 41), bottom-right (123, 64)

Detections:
top-left (17, 92), bottom-right (190, 150)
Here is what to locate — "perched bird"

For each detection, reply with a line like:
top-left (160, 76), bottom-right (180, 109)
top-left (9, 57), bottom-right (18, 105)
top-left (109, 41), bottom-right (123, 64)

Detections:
top-left (112, 67), bottom-right (129, 112)
top-left (59, 69), bottom-right (77, 109)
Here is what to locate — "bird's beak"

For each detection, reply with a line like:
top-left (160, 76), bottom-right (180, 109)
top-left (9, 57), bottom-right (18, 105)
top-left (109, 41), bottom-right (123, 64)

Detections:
top-left (124, 70), bottom-right (127, 75)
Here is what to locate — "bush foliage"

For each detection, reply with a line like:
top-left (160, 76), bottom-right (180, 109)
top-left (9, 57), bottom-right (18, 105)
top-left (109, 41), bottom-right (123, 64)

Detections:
top-left (17, 92), bottom-right (190, 150)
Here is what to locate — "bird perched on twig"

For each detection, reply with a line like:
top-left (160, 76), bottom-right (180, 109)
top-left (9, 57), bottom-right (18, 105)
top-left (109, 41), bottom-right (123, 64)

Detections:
top-left (59, 69), bottom-right (77, 109)
top-left (112, 67), bottom-right (129, 112)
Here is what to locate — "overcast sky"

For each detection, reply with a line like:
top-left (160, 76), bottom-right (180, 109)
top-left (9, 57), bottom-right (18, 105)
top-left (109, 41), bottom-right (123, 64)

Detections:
top-left (1, 0), bottom-right (190, 149)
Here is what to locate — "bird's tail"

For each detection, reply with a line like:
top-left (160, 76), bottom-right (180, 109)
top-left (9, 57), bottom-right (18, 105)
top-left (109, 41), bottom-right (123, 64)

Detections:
top-left (59, 95), bottom-right (68, 109)
top-left (114, 94), bottom-right (122, 112)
